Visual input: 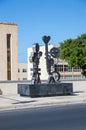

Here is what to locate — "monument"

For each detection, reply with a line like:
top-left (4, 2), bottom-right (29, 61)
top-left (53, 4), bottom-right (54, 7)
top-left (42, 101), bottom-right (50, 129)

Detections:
top-left (18, 36), bottom-right (73, 97)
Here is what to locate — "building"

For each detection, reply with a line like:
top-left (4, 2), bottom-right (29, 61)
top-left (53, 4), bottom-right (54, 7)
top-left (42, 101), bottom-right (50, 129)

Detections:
top-left (0, 22), bottom-right (18, 80)
top-left (57, 60), bottom-right (82, 80)
top-left (18, 63), bottom-right (27, 80)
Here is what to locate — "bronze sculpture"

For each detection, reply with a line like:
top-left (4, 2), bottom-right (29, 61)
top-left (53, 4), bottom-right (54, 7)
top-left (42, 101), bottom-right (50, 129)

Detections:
top-left (42, 35), bottom-right (60, 83)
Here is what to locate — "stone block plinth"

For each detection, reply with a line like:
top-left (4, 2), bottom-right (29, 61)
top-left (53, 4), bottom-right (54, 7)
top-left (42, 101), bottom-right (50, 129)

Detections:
top-left (18, 83), bottom-right (73, 97)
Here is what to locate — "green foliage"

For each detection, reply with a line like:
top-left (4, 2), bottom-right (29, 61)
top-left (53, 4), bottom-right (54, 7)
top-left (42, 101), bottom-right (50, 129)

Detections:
top-left (59, 34), bottom-right (86, 68)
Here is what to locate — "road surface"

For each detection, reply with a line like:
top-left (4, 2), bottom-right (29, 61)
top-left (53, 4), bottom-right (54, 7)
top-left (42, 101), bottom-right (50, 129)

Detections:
top-left (0, 103), bottom-right (86, 130)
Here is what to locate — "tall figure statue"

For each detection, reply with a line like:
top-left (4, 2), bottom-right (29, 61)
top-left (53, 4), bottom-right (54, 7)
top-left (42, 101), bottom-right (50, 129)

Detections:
top-left (42, 35), bottom-right (60, 83)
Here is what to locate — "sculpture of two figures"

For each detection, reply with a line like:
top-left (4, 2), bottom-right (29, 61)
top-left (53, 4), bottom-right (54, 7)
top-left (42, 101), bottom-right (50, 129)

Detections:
top-left (29, 36), bottom-right (60, 84)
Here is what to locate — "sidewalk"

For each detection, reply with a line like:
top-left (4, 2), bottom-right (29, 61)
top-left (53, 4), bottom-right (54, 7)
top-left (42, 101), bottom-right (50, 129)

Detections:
top-left (0, 91), bottom-right (86, 111)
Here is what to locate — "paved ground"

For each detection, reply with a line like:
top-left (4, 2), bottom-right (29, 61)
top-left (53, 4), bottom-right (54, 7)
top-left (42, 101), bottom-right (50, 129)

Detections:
top-left (0, 91), bottom-right (86, 111)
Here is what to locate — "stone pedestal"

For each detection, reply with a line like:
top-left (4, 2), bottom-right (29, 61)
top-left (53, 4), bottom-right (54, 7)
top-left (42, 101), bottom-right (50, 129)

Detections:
top-left (18, 83), bottom-right (73, 97)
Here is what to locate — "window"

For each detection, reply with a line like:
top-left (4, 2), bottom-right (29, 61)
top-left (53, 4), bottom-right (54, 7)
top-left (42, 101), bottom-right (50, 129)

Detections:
top-left (57, 65), bottom-right (63, 72)
top-left (64, 65), bottom-right (68, 71)
top-left (7, 34), bottom-right (11, 80)
top-left (68, 66), bottom-right (72, 72)
top-left (18, 69), bottom-right (20, 73)
top-left (64, 75), bottom-right (72, 80)
top-left (22, 69), bottom-right (27, 72)
top-left (73, 66), bottom-right (81, 72)
top-left (7, 56), bottom-right (10, 62)
top-left (7, 34), bottom-right (11, 48)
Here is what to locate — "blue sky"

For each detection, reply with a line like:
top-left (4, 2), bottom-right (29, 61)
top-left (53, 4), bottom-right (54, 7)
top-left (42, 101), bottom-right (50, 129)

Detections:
top-left (0, 0), bottom-right (86, 63)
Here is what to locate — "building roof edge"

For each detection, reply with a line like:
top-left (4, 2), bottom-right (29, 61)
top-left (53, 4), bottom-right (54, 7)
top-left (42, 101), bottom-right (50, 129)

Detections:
top-left (0, 22), bottom-right (18, 26)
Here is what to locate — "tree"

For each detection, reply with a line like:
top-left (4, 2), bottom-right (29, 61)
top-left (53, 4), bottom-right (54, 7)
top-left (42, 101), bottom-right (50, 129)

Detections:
top-left (59, 34), bottom-right (86, 76)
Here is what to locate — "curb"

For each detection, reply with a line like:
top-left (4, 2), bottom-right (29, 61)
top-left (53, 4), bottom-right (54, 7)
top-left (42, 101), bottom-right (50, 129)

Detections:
top-left (0, 98), bottom-right (86, 111)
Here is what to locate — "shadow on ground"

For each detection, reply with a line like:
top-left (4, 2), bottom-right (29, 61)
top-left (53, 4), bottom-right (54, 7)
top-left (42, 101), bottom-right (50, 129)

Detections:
top-left (0, 96), bottom-right (36, 104)
top-left (12, 100), bottom-right (36, 104)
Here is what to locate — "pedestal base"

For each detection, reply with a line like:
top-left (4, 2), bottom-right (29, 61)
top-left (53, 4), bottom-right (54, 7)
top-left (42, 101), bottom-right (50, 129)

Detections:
top-left (18, 83), bottom-right (73, 97)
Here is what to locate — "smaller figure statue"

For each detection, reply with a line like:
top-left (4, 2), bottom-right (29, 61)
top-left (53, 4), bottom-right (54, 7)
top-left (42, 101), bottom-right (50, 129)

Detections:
top-left (29, 43), bottom-right (42, 84)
